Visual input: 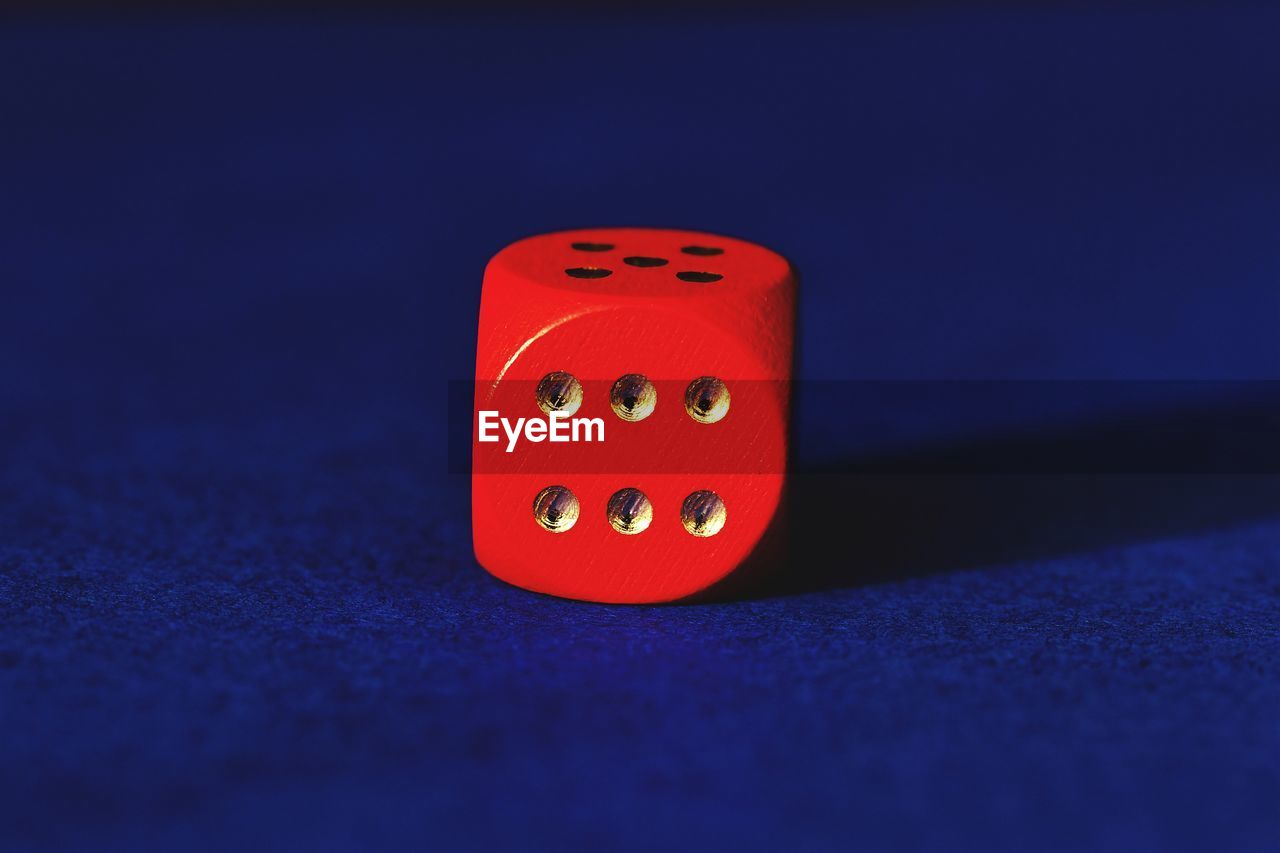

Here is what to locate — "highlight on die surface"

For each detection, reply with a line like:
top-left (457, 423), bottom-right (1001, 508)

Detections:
top-left (472, 228), bottom-right (796, 603)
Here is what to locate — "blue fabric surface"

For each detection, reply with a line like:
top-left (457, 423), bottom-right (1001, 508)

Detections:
top-left (3, 6), bottom-right (1280, 851)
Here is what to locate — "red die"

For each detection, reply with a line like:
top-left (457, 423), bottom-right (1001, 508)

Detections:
top-left (472, 228), bottom-right (795, 603)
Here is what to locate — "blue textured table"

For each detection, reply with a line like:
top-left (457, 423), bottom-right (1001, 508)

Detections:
top-left (3, 6), bottom-right (1279, 851)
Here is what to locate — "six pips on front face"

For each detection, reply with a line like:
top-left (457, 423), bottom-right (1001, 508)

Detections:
top-left (529, 371), bottom-right (732, 536)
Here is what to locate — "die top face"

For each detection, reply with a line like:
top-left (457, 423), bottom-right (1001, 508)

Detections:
top-left (488, 227), bottom-right (793, 299)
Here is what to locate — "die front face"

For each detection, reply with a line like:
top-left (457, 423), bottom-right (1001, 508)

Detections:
top-left (472, 228), bottom-right (795, 603)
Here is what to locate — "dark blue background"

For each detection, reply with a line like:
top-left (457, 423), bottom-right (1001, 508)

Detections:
top-left (3, 4), bottom-right (1279, 851)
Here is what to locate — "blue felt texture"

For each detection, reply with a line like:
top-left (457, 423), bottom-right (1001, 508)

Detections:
top-left (2, 5), bottom-right (1279, 851)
